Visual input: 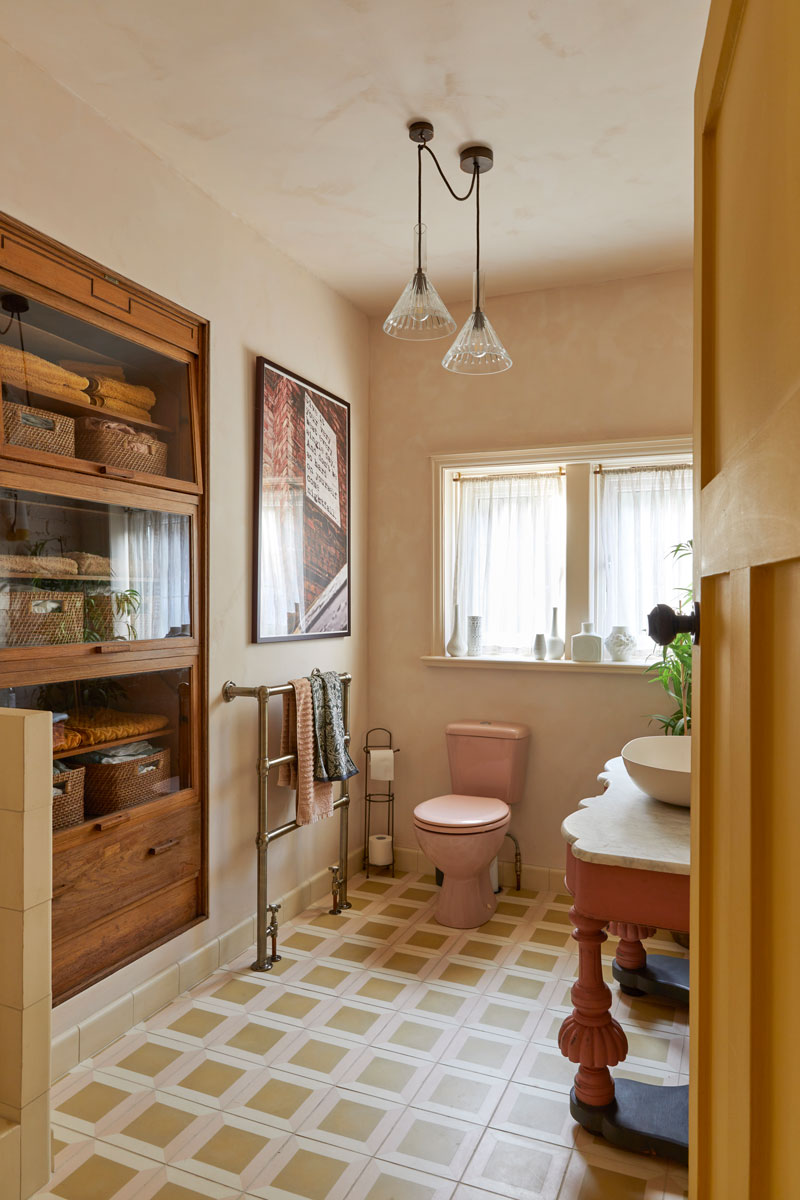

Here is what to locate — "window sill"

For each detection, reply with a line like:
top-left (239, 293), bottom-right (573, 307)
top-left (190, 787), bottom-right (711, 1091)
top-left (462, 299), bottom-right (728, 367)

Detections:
top-left (421, 654), bottom-right (651, 675)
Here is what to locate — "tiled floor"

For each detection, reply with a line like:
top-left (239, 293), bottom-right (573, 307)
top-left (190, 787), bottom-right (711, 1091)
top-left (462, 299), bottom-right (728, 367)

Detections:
top-left (38, 872), bottom-right (690, 1200)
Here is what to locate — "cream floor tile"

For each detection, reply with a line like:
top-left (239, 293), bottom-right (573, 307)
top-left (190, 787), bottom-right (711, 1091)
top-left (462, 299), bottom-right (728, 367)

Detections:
top-left (272, 1030), bottom-right (366, 1086)
top-left (530, 1010), bottom-right (685, 1076)
top-left (502, 945), bottom-right (571, 980)
top-left (343, 1158), bottom-right (455, 1200)
top-left (317, 936), bottom-right (388, 971)
top-left (341, 970), bottom-right (422, 1010)
top-left (280, 929), bottom-right (345, 959)
top-left (51, 1069), bottom-right (148, 1137)
top-left (143, 1000), bottom-right (239, 1050)
top-left (410, 1062), bottom-right (506, 1127)
top-left (512, 1043), bottom-right (581, 1095)
top-left (338, 1046), bottom-right (433, 1104)
top-left (423, 958), bottom-right (498, 995)
top-left (212, 1014), bottom-right (306, 1067)
top-left (557, 1145), bottom-right (667, 1199)
top-left (34, 1135), bottom-right (162, 1200)
top-left (188, 972), bottom-right (281, 1015)
top-left (257, 987), bottom-right (337, 1030)
top-left (404, 985), bottom-right (479, 1027)
top-left (298, 1087), bottom-right (402, 1155)
top-left (490, 1081), bottom-right (578, 1148)
top-left (169, 1111), bottom-right (288, 1192)
top-left (438, 1026), bottom-right (526, 1079)
top-left (160, 1049), bottom-right (267, 1112)
top-left (611, 992), bottom-right (690, 1036)
top-left (376, 1107), bottom-right (482, 1181)
top-left (89, 1033), bottom-right (198, 1090)
top-left (369, 946), bottom-right (440, 982)
top-left (285, 959), bottom-right (365, 998)
top-left (228, 1069), bottom-right (331, 1134)
top-left (372, 1012), bottom-right (456, 1061)
top-left (465, 993), bottom-right (550, 1040)
top-left (662, 1166), bottom-right (689, 1199)
top-left (394, 924), bottom-right (462, 957)
top-left (129, 1164), bottom-right (247, 1197)
top-left (347, 916), bottom-right (408, 946)
top-left (310, 997), bottom-right (394, 1046)
top-left (95, 1090), bottom-right (215, 1164)
top-left (484, 968), bottom-right (557, 1007)
top-left (224, 950), bottom-right (305, 980)
top-left (447, 933), bottom-right (516, 969)
top-left (377, 902), bottom-right (426, 923)
top-left (461, 1128), bottom-right (570, 1200)
top-left (248, 1134), bottom-right (368, 1200)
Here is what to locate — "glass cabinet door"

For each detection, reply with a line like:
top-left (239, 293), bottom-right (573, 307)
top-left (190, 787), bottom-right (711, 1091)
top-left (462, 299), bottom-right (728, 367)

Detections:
top-left (1, 664), bottom-right (194, 828)
top-left (0, 487), bottom-right (192, 648)
top-left (0, 286), bottom-right (198, 486)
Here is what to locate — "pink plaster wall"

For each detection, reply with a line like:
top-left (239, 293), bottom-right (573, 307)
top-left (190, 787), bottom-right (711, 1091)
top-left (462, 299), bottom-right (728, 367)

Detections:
top-left (367, 270), bottom-right (693, 870)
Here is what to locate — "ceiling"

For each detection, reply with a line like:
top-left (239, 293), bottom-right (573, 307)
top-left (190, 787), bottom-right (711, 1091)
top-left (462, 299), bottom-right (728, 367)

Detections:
top-left (0, 1), bottom-right (709, 314)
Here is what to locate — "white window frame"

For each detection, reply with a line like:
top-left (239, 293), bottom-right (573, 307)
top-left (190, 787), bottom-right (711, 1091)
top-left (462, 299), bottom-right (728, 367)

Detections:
top-left (431, 436), bottom-right (693, 665)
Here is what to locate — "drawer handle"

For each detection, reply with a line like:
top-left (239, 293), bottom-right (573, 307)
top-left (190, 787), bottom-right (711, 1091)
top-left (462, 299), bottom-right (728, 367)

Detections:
top-left (99, 464), bottom-right (135, 479)
top-left (94, 643), bottom-right (132, 653)
top-left (149, 838), bottom-right (179, 856)
top-left (93, 812), bottom-right (131, 831)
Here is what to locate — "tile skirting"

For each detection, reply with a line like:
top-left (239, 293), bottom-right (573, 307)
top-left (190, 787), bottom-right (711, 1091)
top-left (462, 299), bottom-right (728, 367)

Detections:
top-left (51, 847), bottom-right (366, 1086)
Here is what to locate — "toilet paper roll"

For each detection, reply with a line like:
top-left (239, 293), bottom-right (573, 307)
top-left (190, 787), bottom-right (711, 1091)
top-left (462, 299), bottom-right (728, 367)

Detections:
top-left (368, 748), bottom-right (395, 780)
top-left (368, 834), bottom-right (393, 866)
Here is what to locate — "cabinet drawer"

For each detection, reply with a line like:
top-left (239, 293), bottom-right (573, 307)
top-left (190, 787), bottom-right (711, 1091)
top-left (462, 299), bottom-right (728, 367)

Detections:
top-left (53, 877), bottom-right (200, 1004)
top-left (52, 798), bottom-right (200, 942)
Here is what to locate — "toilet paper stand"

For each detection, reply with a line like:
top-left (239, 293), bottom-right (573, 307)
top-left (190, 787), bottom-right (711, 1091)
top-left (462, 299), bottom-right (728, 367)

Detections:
top-left (363, 727), bottom-right (399, 879)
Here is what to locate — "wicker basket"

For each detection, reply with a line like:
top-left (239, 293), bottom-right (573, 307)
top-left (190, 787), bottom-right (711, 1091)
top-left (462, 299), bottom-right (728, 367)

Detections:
top-left (3, 402), bottom-right (75, 457)
top-left (7, 590), bottom-right (83, 647)
top-left (84, 593), bottom-right (115, 642)
top-left (84, 747), bottom-right (171, 816)
top-left (75, 421), bottom-right (168, 477)
top-left (52, 765), bottom-right (85, 831)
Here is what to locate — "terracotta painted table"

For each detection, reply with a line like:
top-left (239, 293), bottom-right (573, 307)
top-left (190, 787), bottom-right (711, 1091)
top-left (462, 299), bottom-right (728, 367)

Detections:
top-left (558, 757), bottom-right (690, 1163)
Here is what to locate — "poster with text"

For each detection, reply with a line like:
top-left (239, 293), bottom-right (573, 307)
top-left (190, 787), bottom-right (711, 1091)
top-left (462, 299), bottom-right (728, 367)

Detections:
top-left (253, 357), bottom-right (350, 642)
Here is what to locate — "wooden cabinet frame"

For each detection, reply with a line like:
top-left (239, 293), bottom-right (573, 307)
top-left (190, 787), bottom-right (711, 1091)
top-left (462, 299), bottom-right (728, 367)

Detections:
top-left (0, 213), bottom-right (209, 1003)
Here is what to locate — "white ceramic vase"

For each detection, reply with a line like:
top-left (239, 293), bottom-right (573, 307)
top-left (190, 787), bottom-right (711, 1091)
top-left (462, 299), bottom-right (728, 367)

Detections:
top-left (446, 603), bottom-right (467, 657)
top-left (571, 620), bottom-right (602, 662)
top-left (467, 615), bottom-right (482, 656)
top-left (605, 624), bottom-right (636, 662)
top-left (546, 607), bottom-right (565, 660)
top-left (532, 633), bottom-right (547, 660)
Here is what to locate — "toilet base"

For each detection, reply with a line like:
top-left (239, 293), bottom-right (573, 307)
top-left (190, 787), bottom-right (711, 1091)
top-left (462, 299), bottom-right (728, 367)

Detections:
top-left (435, 867), bottom-right (498, 928)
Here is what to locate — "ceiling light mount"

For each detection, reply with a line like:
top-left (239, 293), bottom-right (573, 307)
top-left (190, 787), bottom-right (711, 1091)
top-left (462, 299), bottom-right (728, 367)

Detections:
top-left (459, 145), bottom-right (494, 175)
top-left (408, 120), bottom-right (435, 144)
top-left (383, 117), bottom-right (511, 373)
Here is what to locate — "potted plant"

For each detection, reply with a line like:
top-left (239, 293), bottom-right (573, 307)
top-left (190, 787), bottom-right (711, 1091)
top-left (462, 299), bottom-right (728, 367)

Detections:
top-left (646, 540), bottom-right (693, 735)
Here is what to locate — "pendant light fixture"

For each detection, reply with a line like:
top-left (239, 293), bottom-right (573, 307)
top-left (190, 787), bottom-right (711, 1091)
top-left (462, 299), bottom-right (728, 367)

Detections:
top-left (384, 121), bottom-right (512, 374)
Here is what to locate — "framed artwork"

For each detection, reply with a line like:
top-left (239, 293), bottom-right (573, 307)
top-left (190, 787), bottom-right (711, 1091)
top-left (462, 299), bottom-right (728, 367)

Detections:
top-left (253, 357), bottom-right (351, 642)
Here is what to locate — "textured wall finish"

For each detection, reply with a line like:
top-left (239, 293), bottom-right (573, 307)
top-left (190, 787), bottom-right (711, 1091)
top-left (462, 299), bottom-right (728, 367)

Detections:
top-left (367, 270), bottom-right (693, 869)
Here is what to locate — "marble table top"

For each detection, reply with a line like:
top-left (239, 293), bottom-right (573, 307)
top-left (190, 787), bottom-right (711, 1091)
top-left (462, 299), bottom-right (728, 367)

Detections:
top-left (561, 756), bottom-right (690, 875)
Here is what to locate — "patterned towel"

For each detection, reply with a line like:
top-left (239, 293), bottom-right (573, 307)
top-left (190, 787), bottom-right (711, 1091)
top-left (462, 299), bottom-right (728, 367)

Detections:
top-left (85, 376), bottom-right (157, 411)
top-left (309, 671), bottom-right (358, 783)
top-left (65, 707), bottom-right (168, 745)
top-left (277, 678), bottom-right (333, 824)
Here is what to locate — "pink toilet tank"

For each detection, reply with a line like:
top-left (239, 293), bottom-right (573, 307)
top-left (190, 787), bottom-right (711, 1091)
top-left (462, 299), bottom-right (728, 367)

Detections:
top-left (446, 720), bottom-right (530, 805)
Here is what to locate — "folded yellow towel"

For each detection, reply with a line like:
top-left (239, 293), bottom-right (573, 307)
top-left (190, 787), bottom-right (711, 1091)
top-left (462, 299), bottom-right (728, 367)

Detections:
top-left (89, 394), bottom-right (152, 423)
top-left (86, 376), bottom-right (156, 411)
top-left (0, 345), bottom-right (88, 390)
top-left (0, 553), bottom-right (78, 576)
top-left (278, 678), bottom-right (333, 824)
top-left (65, 707), bottom-right (169, 745)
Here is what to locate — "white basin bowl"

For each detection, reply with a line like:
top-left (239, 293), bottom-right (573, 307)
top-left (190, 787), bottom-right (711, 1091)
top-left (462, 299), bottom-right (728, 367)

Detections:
top-left (621, 736), bottom-right (692, 807)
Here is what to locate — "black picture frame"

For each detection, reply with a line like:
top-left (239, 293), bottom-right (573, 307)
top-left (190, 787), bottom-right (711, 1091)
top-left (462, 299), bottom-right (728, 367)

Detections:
top-left (253, 356), bottom-right (351, 643)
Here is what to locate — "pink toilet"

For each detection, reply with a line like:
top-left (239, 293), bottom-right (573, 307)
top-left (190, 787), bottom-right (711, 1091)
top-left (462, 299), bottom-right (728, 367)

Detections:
top-left (413, 720), bottom-right (530, 928)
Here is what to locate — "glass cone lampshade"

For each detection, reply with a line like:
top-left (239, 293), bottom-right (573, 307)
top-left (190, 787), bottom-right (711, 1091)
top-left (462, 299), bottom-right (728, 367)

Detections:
top-left (442, 272), bottom-right (512, 374)
top-left (383, 225), bottom-right (456, 340)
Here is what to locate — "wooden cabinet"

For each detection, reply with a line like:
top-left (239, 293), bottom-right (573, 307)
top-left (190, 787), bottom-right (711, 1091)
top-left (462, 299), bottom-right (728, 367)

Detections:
top-left (0, 213), bottom-right (208, 1004)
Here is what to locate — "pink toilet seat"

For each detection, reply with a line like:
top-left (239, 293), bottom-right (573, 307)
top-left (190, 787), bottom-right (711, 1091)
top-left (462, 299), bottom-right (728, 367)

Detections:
top-left (414, 793), bottom-right (509, 834)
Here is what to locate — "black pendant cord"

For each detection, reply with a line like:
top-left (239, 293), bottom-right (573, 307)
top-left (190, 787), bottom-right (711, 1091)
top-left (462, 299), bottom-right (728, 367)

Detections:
top-left (421, 143), bottom-right (478, 203)
top-left (416, 144), bottom-right (423, 273)
top-left (0, 314), bottom-right (14, 335)
top-left (475, 168), bottom-right (481, 311)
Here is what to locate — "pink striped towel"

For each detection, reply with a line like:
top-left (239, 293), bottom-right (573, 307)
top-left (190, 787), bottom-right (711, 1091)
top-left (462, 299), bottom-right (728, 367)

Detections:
top-left (277, 677), bottom-right (333, 824)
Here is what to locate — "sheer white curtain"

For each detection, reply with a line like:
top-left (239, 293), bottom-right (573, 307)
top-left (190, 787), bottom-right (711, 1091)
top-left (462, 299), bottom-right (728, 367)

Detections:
top-left (110, 510), bottom-right (191, 640)
top-left (594, 465), bottom-right (693, 652)
top-left (451, 472), bottom-right (566, 656)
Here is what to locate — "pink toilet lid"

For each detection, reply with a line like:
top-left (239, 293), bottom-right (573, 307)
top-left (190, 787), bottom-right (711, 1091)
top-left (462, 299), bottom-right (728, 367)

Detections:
top-left (413, 793), bottom-right (510, 833)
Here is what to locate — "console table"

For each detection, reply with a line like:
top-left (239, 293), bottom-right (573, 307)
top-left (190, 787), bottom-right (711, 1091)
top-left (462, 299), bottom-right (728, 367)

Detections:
top-left (558, 756), bottom-right (690, 1163)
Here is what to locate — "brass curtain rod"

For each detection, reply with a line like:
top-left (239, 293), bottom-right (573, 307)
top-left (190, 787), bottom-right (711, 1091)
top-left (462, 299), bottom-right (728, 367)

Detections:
top-left (593, 462), bottom-right (692, 475)
top-left (453, 467), bottom-right (565, 481)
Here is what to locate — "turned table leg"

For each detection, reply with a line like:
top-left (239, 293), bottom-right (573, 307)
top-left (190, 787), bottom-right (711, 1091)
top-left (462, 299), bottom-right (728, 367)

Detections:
top-left (608, 921), bottom-right (657, 970)
top-left (558, 906), bottom-right (628, 1107)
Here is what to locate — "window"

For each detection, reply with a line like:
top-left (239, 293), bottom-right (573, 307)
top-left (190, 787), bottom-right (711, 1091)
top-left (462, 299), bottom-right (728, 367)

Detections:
top-left (433, 439), bottom-right (693, 663)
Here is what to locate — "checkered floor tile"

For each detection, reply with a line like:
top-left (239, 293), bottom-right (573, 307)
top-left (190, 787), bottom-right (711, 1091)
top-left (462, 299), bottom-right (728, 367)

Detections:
top-left (38, 872), bottom-right (689, 1200)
